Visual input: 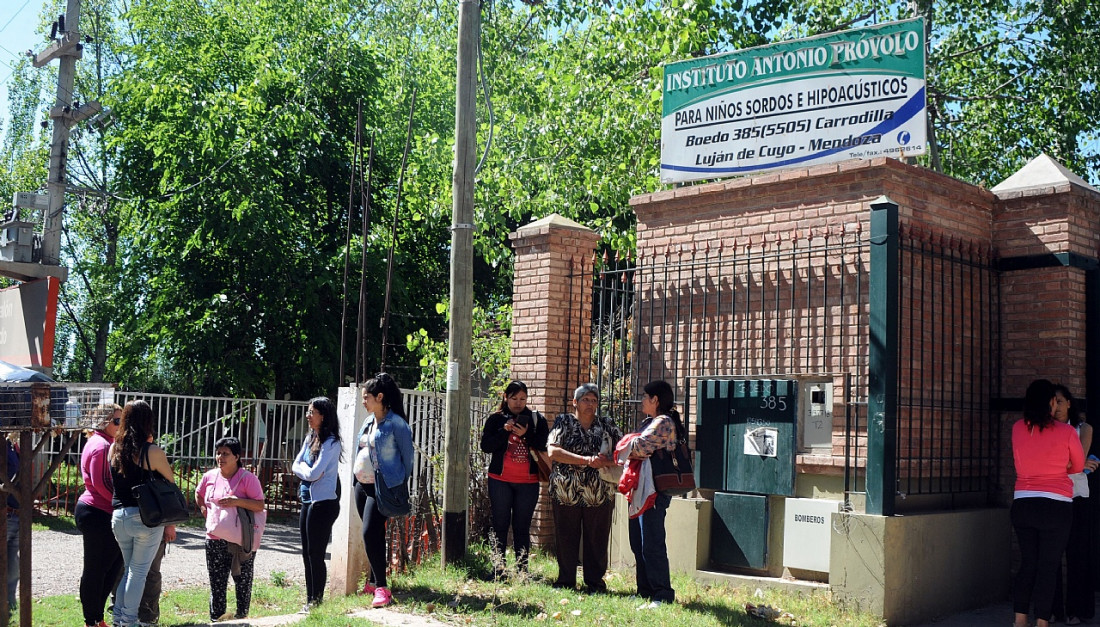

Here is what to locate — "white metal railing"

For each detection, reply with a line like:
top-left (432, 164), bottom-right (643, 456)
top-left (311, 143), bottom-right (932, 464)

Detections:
top-left (37, 388), bottom-right (496, 518)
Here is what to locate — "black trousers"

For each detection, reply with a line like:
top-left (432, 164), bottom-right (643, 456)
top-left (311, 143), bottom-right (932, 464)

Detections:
top-left (1012, 497), bottom-right (1073, 620)
top-left (299, 499), bottom-right (340, 603)
top-left (205, 538), bottom-right (255, 619)
top-left (487, 477), bottom-right (540, 571)
top-left (354, 482), bottom-right (390, 588)
top-left (75, 501), bottom-right (124, 626)
top-left (551, 500), bottom-right (613, 590)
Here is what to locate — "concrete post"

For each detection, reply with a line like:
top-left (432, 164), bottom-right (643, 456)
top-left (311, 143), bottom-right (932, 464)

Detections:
top-left (329, 385), bottom-right (367, 597)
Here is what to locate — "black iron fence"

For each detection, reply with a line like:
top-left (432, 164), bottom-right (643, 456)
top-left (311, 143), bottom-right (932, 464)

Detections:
top-left (581, 227), bottom-right (871, 503)
top-left (581, 215), bottom-right (1001, 513)
top-left (895, 223), bottom-right (1000, 505)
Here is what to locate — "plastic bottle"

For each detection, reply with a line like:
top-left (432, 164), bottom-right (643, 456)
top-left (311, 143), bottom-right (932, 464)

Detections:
top-left (64, 398), bottom-right (80, 428)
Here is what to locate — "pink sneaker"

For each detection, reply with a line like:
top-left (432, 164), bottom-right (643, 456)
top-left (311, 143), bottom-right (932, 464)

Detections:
top-left (371, 586), bottom-right (393, 608)
top-left (361, 581), bottom-right (376, 596)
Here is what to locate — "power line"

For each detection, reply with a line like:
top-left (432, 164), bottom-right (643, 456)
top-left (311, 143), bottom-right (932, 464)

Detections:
top-left (0, 0), bottom-right (38, 93)
top-left (0, 0), bottom-right (35, 40)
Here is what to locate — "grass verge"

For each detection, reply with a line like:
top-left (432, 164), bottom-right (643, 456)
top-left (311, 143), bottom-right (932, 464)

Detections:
top-left (33, 542), bottom-right (883, 626)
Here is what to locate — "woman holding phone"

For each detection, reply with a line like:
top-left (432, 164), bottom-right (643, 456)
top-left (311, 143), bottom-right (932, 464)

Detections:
top-left (479, 381), bottom-right (549, 577)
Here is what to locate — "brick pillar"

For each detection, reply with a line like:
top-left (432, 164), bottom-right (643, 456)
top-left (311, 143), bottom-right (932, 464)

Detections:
top-left (510, 214), bottom-right (599, 551)
top-left (510, 214), bottom-right (600, 415)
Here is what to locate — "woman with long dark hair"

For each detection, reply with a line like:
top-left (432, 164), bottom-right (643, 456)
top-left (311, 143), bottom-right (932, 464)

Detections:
top-left (626, 380), bottom-right (683, 609)
top-left (75, 404), bottom-right (123, 627)
top-left (108, 400), bottom-right (177, 627)
top-left (352, 373), bottom-right (413, 608)
top-left (1012, 379), bottom-right (1084, 627)
top-left (479, 380), bottom-right (549, 577)
top-left (292, 396), bottom-right (342, 612)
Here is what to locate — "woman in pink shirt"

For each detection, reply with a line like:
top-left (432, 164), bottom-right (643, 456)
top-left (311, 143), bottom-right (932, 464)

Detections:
top-left (75, 403), bottom-right (123, 627)
top-left (196, 436), bottom-right (265, 622)
top-left (1012, 379), bottom-right (1085, 627)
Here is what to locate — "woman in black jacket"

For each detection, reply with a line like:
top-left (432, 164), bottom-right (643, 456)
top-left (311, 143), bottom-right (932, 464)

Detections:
top-left (479, 381), bottom-right (549, 577)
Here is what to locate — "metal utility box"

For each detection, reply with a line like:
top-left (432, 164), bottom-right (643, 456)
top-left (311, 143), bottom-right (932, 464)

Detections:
top-left (710, 492), bottom-right (769, 571)
top-left (696, 378), bottom-right (798, 495)
top-left (0, 220), bottom-right (35, 263)
top-left (798, 379), bottom-right (834, 452)
top-left (782, 498), bottom-right (842, 573)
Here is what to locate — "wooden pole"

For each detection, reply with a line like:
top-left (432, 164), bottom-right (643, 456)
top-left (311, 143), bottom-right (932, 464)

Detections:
top-left (442, 0), bottom-right (479, 565)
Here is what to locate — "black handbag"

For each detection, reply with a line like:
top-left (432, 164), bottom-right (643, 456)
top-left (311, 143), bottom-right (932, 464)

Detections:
top-left (132, 444), bottom-right (190, 528)
top-left (650, 416), bottom-right (696, 496)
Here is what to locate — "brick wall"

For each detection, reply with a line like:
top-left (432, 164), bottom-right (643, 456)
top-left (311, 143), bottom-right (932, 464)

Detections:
top-left (629, 158), bottom-right (997, 482)
top-left (510, 156), bottom-right (1100, 510)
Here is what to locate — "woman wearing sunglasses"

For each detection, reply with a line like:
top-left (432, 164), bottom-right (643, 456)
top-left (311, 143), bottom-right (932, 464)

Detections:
top-left (74, 404), bottom-right (123, 627)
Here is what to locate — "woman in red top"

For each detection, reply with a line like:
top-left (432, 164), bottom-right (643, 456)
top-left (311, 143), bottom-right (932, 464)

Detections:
top-left (479, 381), bottom-right (549, 577)
top-left (1012, 379), bottom-right (1085, 627)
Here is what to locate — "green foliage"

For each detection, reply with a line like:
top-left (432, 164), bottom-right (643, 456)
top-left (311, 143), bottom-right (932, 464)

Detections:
top-left (406, 301), bottom-right (511, 394)
top-left (781, 0), bottom-right (1100, 185)
top-left (4, 0), bottom-right (1097, 396)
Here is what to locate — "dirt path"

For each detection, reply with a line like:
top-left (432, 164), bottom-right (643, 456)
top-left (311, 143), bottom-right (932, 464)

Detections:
top-left (29, 522), bottom-right (304, 599)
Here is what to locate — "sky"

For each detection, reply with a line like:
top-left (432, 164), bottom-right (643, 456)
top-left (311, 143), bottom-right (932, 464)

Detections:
top-left (0, 0), bottom-right (48, 132)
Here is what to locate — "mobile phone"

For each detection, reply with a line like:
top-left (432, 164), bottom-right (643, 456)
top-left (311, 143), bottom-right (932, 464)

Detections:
top-left (513, 414), bottom-right (531, 429)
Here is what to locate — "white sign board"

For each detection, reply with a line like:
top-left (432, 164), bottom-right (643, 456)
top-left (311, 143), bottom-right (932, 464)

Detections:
top-left (0, 277), bottom-right (59, 368)
top-left (661, 19), bottom-right (926, 183)
top-left (783, 498), bottom-right (842, 573)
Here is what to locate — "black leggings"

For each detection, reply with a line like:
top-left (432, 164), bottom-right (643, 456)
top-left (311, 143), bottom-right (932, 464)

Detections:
top-left (205, 538), bottom-right (255, 619)
top-left (75, 501), bottom-right (124, 626)
top-left (299, 499), bottom-right (340, 604)
top-left (355, 482), bottom-right (390, 588)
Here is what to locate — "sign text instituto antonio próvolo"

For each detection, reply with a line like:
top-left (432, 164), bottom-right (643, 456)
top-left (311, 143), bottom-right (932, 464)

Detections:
top-left (661, 18), bottom-right (927, 184)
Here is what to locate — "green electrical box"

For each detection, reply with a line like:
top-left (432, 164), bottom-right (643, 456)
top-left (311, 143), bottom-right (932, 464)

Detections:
top-left (696, 378), bottom-right (798, 495)
top-left (710, 492), bottom-right (769, 570)
top-left (696, 378), bottom-right (732, 490)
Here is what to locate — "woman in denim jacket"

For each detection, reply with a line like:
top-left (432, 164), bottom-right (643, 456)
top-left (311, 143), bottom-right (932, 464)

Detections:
top-left (292, 397), bottom-right (342, 612)
top-left (353, 373), bottom-right (413, 608)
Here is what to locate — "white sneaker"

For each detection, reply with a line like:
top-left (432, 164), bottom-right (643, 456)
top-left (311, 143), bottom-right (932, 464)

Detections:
top-left (635, 601), bottom-right (662, 610)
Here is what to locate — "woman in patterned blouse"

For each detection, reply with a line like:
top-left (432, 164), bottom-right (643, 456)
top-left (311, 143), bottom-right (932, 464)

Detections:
top-left (546, 383), bottom-right (622, 592)
top-left (627, 379), bottom-right (683, 608)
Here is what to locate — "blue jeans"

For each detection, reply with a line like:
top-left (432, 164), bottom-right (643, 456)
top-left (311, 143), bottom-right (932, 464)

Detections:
top-left (487, 478), bottom-right (540, 570)
top-left (112, 507), bottom-right (165, 627)
top-left (6, 515), bottom-right (17, 610)
top-left (629, 492), bottom-right (674, 602)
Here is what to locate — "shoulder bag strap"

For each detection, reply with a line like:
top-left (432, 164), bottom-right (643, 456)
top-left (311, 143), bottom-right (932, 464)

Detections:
top-left (138, 443), bottom-right (154, 481)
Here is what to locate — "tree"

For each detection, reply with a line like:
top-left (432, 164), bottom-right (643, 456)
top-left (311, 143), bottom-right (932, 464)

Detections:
top-left (782, 0), bottom-right (1100, 185)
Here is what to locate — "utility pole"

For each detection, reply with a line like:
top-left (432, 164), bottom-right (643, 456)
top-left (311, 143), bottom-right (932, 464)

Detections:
top-left (41, 0), bottom-right (82, 266)
top-left (3, 0), bottom-right (97, 283)
top-left (442, 0), bottom-right (479, 565)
